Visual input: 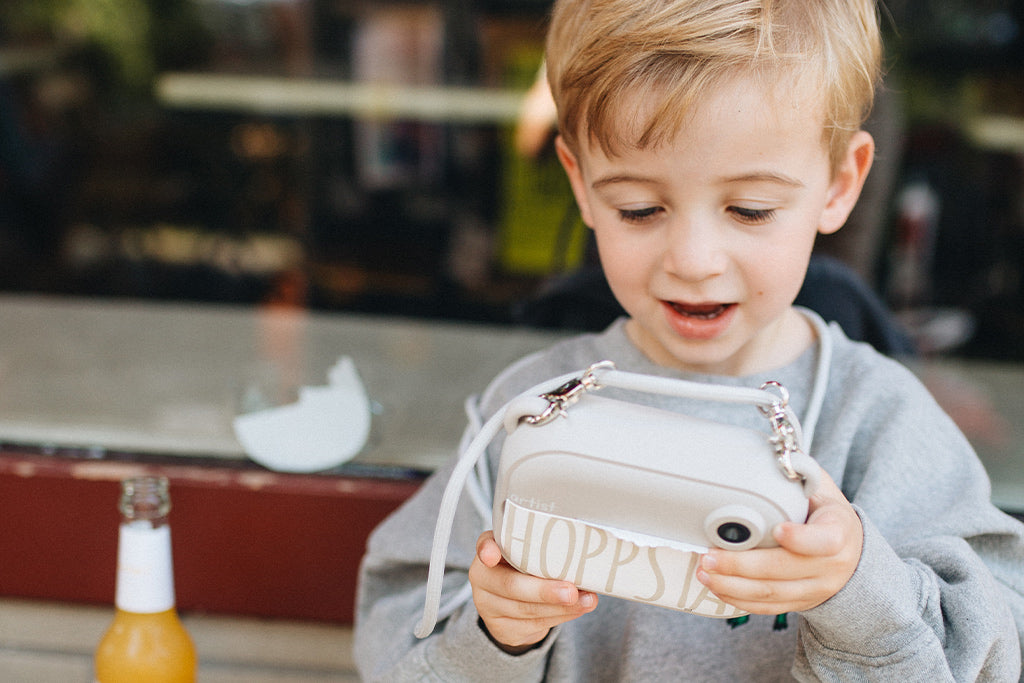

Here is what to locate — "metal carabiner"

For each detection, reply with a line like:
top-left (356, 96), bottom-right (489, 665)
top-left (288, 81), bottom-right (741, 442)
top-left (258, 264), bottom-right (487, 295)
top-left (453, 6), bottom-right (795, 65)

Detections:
top-left (759, 380), bottom-right (804, 482)
top-left (521, 360), bottom-right (615, 426)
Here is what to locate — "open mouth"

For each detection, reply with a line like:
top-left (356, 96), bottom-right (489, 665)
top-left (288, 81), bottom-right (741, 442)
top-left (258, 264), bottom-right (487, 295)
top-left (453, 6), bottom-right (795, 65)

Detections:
top-left (668, 302), bottom-right (734, 319)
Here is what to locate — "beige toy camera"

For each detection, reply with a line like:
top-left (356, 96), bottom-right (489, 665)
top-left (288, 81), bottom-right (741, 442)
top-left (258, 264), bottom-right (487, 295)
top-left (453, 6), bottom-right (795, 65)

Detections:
top-left (416, 362), bottom-right (822, 637)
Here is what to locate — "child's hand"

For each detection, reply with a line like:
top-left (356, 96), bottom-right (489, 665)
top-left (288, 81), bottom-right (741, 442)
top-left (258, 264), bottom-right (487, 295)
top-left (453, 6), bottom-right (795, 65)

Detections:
top-left (469, 530), bottom-right (598, 653)
top-left (696, 469), bottom-right (863, 615)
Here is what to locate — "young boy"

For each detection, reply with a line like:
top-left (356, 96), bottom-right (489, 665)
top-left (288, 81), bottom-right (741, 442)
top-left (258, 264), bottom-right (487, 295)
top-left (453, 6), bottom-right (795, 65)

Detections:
top-left (355, 0), bottom-right (1024, 679)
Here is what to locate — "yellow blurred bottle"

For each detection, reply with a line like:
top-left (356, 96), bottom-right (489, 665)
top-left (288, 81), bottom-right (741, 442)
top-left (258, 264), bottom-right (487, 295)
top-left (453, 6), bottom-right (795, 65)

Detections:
top-left (95, 476), bottom-right (197, 683)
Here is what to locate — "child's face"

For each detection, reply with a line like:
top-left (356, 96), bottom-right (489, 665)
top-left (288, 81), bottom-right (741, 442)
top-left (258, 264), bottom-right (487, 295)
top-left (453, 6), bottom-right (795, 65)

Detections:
top-left (557, 75), bottom-right (872, 376)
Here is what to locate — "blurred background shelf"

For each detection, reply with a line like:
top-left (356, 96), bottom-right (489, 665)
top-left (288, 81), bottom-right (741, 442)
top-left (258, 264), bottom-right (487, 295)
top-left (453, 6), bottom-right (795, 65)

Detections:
top-left (0, 0), bottom-right (1018, 356)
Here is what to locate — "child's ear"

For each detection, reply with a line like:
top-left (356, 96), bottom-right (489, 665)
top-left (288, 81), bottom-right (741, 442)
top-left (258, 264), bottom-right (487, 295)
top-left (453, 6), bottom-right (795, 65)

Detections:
top-left (555, 135), bottom-right (595, 227)
top-left (820, 130), bottom-right (875, 235)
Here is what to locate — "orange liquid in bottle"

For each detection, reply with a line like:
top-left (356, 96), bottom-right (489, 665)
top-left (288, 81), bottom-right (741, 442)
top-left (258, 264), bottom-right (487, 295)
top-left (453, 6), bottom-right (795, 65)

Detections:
top-left (95, 608), bottom-right (197, 683)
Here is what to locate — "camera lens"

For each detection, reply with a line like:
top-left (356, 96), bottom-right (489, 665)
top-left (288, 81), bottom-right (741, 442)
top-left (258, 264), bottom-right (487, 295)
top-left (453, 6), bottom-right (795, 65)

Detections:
top-left (717, 522), bottom-right (751, 545)
top-left (705, 505), bottom-right (765, 550)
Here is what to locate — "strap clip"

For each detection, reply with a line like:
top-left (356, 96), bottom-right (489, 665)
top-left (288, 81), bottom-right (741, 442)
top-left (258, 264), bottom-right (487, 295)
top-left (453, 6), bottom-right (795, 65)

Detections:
top-left (521, 360), bottom-right (615, 426)
top-left (759, 381), bottom-right (804, 482)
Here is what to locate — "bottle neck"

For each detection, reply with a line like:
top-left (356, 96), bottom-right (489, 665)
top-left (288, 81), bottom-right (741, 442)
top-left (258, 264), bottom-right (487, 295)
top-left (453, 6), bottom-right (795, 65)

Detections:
top-left (115, 520), bottom-right (176, 613)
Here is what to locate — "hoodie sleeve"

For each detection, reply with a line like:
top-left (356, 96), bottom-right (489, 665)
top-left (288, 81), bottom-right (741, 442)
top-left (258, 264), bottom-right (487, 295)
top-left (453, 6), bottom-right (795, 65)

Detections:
top-left (792, 353), bottom-right (1024, 682)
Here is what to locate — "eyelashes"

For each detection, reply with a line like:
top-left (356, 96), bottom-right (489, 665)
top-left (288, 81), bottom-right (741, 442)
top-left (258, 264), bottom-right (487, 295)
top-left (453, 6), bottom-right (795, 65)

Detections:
top-left (616, 206), bottom-right (777, 225)
top-left (617, 207), bottom-right (661, 223)
top-left (728, 206), bottom-right (776, 224)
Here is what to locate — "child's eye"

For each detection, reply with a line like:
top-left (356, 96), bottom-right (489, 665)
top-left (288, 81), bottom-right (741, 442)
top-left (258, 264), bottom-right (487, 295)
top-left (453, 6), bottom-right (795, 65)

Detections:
top-left (618, 206), bottom-right (662, 223)
top-left (729, 206), bottom-right (776, 224)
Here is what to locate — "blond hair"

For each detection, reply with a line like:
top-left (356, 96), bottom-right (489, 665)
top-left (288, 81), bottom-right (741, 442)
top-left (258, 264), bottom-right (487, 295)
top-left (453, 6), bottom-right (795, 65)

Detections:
top-left (546, 0), bottom-right (882, 172)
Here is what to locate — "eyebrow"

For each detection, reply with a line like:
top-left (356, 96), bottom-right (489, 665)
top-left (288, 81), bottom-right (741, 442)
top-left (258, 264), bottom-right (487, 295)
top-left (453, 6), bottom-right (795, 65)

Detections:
top-left (724, 172), bottom-right (805, 188)
top-left (591, 171), bottom-right (805, 190)
top-left (591, 174), bottom-right (659, 190)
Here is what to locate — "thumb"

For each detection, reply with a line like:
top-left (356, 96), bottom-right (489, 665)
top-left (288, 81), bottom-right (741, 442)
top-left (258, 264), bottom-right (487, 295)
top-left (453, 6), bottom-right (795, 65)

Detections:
top-left (476, 530), bottom-right (504, 568)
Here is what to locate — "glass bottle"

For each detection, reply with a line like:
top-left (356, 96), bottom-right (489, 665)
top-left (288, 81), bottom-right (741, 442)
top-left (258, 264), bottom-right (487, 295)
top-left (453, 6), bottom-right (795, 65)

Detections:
top-left (94, 476), bottom-right (197, 683)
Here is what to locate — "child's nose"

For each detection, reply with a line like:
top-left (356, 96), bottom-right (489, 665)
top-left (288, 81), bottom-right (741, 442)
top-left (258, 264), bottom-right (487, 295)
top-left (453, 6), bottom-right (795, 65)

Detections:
top-left (662, 220), bottom-right (728, 281)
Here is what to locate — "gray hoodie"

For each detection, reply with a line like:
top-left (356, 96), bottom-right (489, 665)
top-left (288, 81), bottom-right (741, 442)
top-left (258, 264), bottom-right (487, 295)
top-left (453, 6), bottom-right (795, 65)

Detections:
top-left (356, 314), bottom-right (1024, 681)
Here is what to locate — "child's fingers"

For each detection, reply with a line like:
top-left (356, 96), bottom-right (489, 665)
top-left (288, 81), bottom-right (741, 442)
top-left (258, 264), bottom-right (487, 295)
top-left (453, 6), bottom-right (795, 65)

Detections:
top-left (773, 511), bottom-right (851, 557)
top-left (700, 526), bottom-right (857, 583)
top-left (777, 473), bottom-right (863, 563)
top-left (697, 548), bottom-right (848, 614)
top-left (696, 470), bottom-right (863, 613)
top-left (471, 531), bottom-right (597, 615)
top-left (478, 575), bottom-right (596, 620)
top-left (469, 531), bottom-right (598, 651)
top-left (695, 570), bottom-right (819, 614)
top-left (700, 517), bottom-right (848, 584)
top-left (701, 547), bottom-right (809, 582)
top-left (476, 531), bottom-right (505, 568)
top-left (484, 561), bottom-right (581, 608)
top-left (473, 531), bottom-right (580, 604)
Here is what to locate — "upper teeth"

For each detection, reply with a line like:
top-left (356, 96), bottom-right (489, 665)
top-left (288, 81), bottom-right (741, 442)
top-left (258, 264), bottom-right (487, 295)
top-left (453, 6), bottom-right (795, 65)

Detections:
top-left (672, 303), bottom-right (725, 318)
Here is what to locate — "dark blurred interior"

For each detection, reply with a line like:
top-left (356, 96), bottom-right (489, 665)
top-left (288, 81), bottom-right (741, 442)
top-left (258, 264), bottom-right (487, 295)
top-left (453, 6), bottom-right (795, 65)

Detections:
top-left (0, 0), bottom-right (1022, 359)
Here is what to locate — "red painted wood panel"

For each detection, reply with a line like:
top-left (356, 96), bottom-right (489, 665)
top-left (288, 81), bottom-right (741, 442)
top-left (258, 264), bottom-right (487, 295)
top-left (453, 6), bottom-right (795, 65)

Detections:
top-left (0, 450), bottom-right (424, 623)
